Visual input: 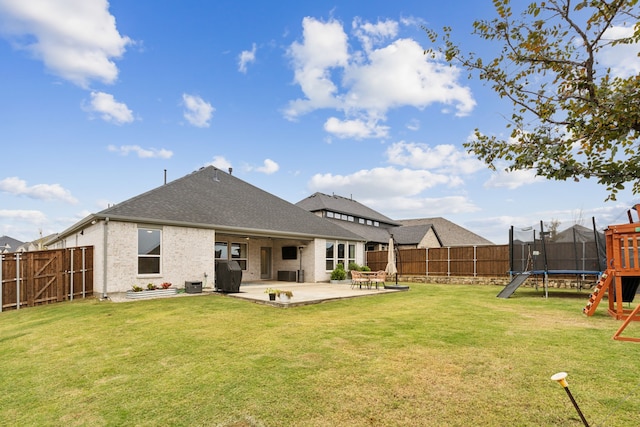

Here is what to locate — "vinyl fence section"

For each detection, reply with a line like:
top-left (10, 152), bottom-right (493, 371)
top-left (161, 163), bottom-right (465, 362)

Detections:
top-left (0, 247), bottom-right (93, 312)
top-left (367, 245), bottom-right (510, 277)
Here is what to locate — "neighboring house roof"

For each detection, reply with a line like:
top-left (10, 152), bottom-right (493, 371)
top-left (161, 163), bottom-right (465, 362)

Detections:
top-left (554, 224), bottom-right (603, 243)
top-left (0, 235), bottom-right (24, 252)
top-left (295, 194), bottom-right (493, 247)
top-left (398, 218), bottom-right (494, 246)
top-left (17, 233), bottom-right (57, 251)
top-left (391, 224), bottom-right (441, 246)
top-left (322, 219), bottom-right (394, 243)
top-left (50, 166), bottom-right (363, 242)
top-left (296, 192), bottom-right (401, 226)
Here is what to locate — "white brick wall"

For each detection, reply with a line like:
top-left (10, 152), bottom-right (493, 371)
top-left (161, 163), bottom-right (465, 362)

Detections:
top-left (51, 218), bottom-right (365, 292)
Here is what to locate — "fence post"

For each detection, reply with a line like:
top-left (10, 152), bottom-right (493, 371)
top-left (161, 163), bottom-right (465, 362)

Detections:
top-left (474, 245), bottom-right (477, 277)
top-left (16, 252), bottom-right (20, 310)
top-left (0, 253), bottom-right (3, 313)
top-left (425, 248), bottom-right (429, 277)
top-left (81, 247), bottom-right (86, 297)
top-left (69, 248), bottom-right (74, 301)
top-left (447, 247), bottom-right (451, 277)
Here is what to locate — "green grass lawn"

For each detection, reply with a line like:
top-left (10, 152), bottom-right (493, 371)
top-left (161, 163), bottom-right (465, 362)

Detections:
top-left (1, 283), bottom-right (639, 426)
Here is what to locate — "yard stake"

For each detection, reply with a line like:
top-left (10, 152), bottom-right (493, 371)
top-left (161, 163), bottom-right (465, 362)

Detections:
top-left (551, 372), bottom-right (590, 427)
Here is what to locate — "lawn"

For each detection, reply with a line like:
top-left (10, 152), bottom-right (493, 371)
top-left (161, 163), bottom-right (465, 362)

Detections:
top-left (1, 283), bottom-right (639, 426)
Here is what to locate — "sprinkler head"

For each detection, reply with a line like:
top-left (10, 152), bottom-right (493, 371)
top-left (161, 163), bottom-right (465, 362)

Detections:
top-left (551, 372), bottom-right (569, 388)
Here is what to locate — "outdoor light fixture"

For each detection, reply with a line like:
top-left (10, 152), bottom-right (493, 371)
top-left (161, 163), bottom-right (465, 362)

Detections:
top-left (551, 372), bottom-right (590, 427)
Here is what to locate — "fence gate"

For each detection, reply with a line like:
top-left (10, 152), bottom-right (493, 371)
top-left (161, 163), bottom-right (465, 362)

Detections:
top-left (0, 247), bottom-right (93, 312)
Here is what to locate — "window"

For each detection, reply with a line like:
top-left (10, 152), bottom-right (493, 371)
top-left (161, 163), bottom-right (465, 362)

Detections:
top-left (215, 242), bottom-right (228, 259)
top-left (138, 228), bottom-right (161, 274)
top-left (326, 242), bottom-right (334, 270)
top-left (215, 241), bottom-right (247, 270)
top-left (231, 242), bottom-right (248, 270)
top-left (358, 218), bottom-right (365, 224)
top-left (348, 243), bottom-right (356, 267)
top-left (326, 211), bottom-right (334, 218)
top-left (326, 241), bottom-right (356, 271)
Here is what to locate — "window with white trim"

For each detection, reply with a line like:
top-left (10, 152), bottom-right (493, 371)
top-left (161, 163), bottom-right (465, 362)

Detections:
top-left (138, 228), bottom-right (161, 275)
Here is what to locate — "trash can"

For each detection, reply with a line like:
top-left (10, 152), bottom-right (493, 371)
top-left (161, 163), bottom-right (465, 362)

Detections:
top-left (297, 269), bottom-right (304, 283)
top-left (185, 281), bottom-right (203, 294)
top-left (215, 260), bottom-right (242, 293)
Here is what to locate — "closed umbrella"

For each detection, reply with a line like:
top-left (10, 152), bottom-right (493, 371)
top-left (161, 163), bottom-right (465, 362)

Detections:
top-left (385, 236), bottom-right (397, 279)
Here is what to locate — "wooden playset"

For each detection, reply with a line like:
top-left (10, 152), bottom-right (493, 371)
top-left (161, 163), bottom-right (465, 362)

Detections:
top-left (583, 204), bottom-right (640, 341)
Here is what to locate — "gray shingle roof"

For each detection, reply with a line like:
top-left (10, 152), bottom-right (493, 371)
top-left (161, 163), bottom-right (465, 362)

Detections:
top-left (321, 219), bottom-right (393, 243)
top-left (296, 192), bottom-right (400, 226)
top-left (554, 224), bottom-right (603, 243)
top-left (398, 218), bottom-right (493, 246)
top-left (0, 235), bottom-right (24, 251)
top-left (96, 166), bottom-right (362, 240)
top-left (391, 224), bottom-right (440, 246)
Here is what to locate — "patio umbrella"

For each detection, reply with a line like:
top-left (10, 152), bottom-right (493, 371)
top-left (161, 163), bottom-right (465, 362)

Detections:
top-left (385, 236), bottom-right (397, 279)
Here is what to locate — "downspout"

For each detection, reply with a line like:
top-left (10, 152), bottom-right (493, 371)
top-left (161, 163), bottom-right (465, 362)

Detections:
top-left (102, 217), bottom-right (109, 299)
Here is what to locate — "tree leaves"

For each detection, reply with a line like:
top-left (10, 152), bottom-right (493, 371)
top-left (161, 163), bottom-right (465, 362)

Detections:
top-left (426, 0), bottom-right (640, 200)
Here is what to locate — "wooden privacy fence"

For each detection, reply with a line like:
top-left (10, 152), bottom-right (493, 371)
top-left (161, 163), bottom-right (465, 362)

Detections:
top-left (0, 247), bottom-right (93, 312)
top-left (367, 245), bottom-right (510, 277)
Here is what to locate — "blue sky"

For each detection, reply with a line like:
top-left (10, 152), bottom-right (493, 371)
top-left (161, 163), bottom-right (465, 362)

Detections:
top-left (0, 0), bottom-right (638, 245)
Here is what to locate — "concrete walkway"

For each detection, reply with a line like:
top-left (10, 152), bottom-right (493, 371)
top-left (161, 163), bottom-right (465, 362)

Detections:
top-left (106, 281), bottom-right (408, 307)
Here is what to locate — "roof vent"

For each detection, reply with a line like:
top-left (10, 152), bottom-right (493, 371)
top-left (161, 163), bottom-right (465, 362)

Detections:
top-left (213, 168), bottom-right (220, 182)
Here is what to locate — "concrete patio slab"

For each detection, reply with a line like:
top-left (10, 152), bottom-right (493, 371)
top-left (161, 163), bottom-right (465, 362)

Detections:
top-left (105, 282), bottom-right (409, 306)
top-left (225, 282), bottom-right (408, 307)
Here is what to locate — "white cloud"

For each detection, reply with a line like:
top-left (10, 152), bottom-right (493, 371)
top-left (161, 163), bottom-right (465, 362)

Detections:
top-left (0, 209), bottom-right (47, 222)
top-left (285, 17), bottom-right (475, 138)
top-left (309, 167), bottom-right (456, 200)
top-left (238, 43), bottom-right (257, 73)
top-left (284, 17), bottom-right (349, 118)
top-left (598, 26), bottom-right (640, 78)
top-left (386, 141), bottom-right (485, 175)
top-left (483, 167), bottom-right (544, 190)
top-left (352, 17), bottom-right (398, 52)
top-left (107, 145), bottom-right (173, 159)
top-left (0, 0), bottom-right (131, 87)
top-left (85, 91), bottom-right (134, 124)
top-left (324, 117), bottom-right (389, 139)
top-left (255, 159), bottom-right (279, 174)
top-left (182, 93), bottom-right (214, 128)
top-left (406, 119), bottom-right (420, 131)
top-left (375, 195), bottom-right (480, 218)
top-left (0, 177), bottom-right (78, 204)
top-left (206, 156), bottom-right (232, 171)
top-left (342, 38), bottom-right (475, 115)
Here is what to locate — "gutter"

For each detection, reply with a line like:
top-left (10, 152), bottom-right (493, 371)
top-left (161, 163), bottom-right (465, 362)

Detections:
top-left (87, 214), bottom-right (364, 242)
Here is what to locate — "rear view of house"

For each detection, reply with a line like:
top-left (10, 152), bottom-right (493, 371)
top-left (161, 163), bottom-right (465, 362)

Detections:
top-left (47, 167), bottom-right (365, 296)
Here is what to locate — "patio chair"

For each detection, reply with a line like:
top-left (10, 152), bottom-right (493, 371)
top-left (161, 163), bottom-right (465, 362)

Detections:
top-left (369, 271), bottom-right (386, 289)
top-left (350, 270), bottom-right (370, 289)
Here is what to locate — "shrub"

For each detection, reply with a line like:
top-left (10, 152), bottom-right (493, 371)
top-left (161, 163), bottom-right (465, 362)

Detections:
top-left (330, 264), bottom-right (347, 280)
